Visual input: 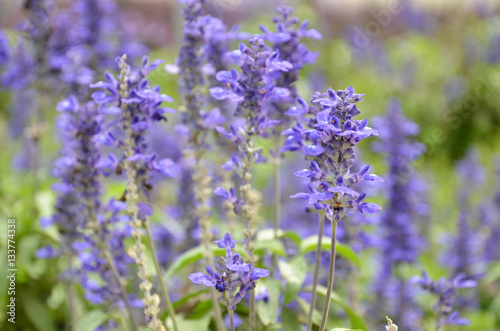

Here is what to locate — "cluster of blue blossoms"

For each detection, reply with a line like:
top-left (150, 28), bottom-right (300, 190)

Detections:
top-left (287, 87), bottom-right (383, 220)
top-left (189, 233), bottom-right (269, 311)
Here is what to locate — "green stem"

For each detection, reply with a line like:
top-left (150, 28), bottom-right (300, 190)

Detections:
top-left (249, 292), bottom-right (256, 331)
top-left (318, 219), bottom-right (339, 331)
top-left (210, 288), bottom-right (225, 331)
top-left (86, 203), bottom-right (137, 331)
top-left (229, 310), bottom-right (235, 331)
top-left (306, 210), bottom-right (325, 331)
top-left (102, 249), bottom-right (136, 331)
top-left (144, 221), bottom-right (179, 331)
top-left (118, 314), bottom-right (129, 331)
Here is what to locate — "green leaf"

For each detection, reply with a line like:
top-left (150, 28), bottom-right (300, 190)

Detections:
top-left (22, 293), bottom-right (58, 331)
top-left (254, 239), bottom-right (286, 257)
top-left (47, 283), bottom-right (66, 309)
top-left (484, 261), bottom-right (500, 284)
top-left (166, 315), bottom-right (211, 331)
top-left (329, 329), bottom-right (363, 331)
top-left (161, 289), bottom-right (210, 322)
top-left (303, 285), bottom-right (367, 330)
top-left (18, 234), bottom-right (47, 279)
top-left (164, 246), bottom-right (225, 279)
top-left (189, 299), bottom-right (213, 320)
top-left (173, 289), bottom-right (208, 309)
top-left (75, 310), bottom-right (109, 331)
top-left (35, 189), bottom-right (56, 217)
top-left (257, 229), bottom-right (302, 245)
top-left (299, 235), bottom-right (361, 268)
top-left (279, 256), bottom-right (308, 305)
top-left (165, 241), bottom-right (287, 280)
top-left (296, 297), bottom-right (322, 326)
top-left (256, 278), bottom-right (281, 326)
top-left (281, 307), bottom-right (302, 331)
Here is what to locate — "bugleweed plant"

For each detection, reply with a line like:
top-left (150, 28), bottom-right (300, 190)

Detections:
top-left (4, 0), bottom-right (495, 330)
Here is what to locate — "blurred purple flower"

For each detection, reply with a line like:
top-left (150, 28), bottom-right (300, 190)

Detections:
top-left (411, 272), bottom-right (476, 327)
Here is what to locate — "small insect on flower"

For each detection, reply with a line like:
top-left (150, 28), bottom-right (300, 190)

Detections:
top-left (333, 201), bottom-right (343, 211)
top-left (189, 233), bottom-right (270, 311)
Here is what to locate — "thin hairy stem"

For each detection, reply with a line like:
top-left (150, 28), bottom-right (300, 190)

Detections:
top-left (102, 249), bottom-right (136, 331)
top-left (249, 292), bottom-right (256, 330)
top-left (119, 54), bottom-right (165, 331)
top-left (318, 219), bottom-right (339, 331)
top-left (144, 222), bottom-right (179, 331)
top-left (84, 194), bottom-right (137, 330)
top-left (306, 209), bottom-right (325, 331)
top-left (240, 116), bottom-right (258, 330)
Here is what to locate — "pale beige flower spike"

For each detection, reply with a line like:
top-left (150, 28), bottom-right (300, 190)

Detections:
top-left (386, 316), bottom-right (398, 331)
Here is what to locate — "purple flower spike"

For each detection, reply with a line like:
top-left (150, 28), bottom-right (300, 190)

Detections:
top-left (411, 272), bottom-right (476, 327)
top-left (190, 232), bottom-right (269, 312)
top-left (287, 87), bottom-right (382, 221)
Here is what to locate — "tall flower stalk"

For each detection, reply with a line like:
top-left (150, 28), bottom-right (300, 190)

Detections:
top-left (120, 57), bottom-right (163, 331)
top-left (287, 87), bottom-right (382, 330)
top-left (37, 96), bottom-right (139, 330)
top-left (172, 1), bottom-right (231, 329)
top-left (212, 38), bottom-right (292, 329)
top-left (18, 0), bottom-right (53, 218)
top-left (91, 54), bottom-right (178, 331)
top-left (371, 99), bottom-right (426, 329)
top-left (259, 6), bottom-right (321, 272)
top-left (445, 149), bottom-right (485, 278)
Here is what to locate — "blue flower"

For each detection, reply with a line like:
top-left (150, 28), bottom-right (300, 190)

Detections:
top-left (288, 87), bottom-right (383, 221)
top-left (214, 233), bottom-right (238, 255)
top-left (189, 233), bottom-right (269, 311)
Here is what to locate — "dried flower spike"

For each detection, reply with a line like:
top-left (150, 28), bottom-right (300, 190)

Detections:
top-left (386, 316), bottom-right (398, 331)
